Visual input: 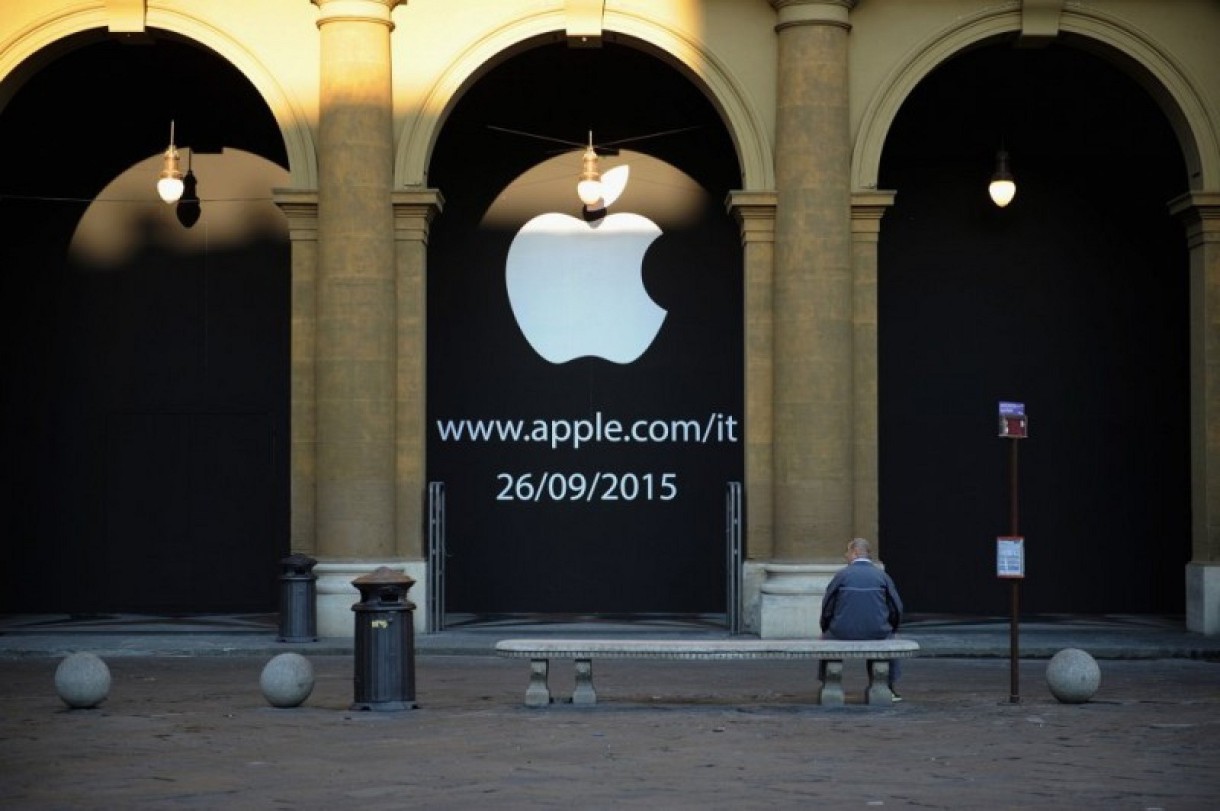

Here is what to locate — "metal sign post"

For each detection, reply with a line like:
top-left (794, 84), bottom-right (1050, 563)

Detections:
top-left (998, 401), bottom-right (1027, 704)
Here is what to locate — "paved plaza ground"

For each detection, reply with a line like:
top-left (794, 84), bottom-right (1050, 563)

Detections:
top-left (1, 650), bottom-right (1218, 809)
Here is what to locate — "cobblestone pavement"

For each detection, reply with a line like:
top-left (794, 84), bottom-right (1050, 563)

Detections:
top-left (1, 654), bottom-right (1218, 810)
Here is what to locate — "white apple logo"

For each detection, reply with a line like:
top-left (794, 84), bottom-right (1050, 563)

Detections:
top-left (505, 165), bottom-right (667, 364)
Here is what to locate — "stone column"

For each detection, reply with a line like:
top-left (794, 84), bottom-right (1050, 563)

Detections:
top-left (273, 189), bottom-right (320, 558)
top-left (851, 191), bottom-right (895, 554)
top-left (1170, 191), bottom-right (1220, 635)
top-left (727, 190), bottom-right (777, 633)
top-left (727, 191), bottom-right (778, 559)
top-left (390, 188), bottom-right (443, 631)
top-left (761, 0), bottom-right (856, 637)
top-left (392, 189), bottom-right (442, 559)
top-left (312, 0), bottom-right (404, 636)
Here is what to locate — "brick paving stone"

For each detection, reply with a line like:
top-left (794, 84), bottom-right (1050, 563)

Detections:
top-left (1, 654), bottom-right (1218, 809)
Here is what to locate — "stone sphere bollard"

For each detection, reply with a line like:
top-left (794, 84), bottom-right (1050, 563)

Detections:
top-left (260, 652), bottom-right (315, 708)
top-left (54, 652), bottom-right (112, 709)
top-left (1046, 648), bottom-right (1101, 703)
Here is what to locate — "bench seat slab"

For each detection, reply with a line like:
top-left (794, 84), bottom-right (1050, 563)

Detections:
top-left (496, 638), bottom-right (919, 660)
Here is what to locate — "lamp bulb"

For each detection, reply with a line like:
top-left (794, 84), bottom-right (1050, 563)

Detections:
top-left (989, 148), bottom-right (1016, 208)
top-left (577, 178), bottom-right (604, 207)
top-left (157, 175), bottom-right (184, 204)
top-left (989, 179), bottom-right (1016, 208)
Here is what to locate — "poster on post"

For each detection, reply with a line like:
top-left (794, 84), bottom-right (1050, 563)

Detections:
top-left (997, 536), bottom-right (1025, 579)
top-left (998, 401), bottom-right (1028, 438)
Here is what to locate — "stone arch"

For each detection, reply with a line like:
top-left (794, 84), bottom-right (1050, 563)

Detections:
top-left (852, 5), bottom-right (1218, 193)
top-left (395, 7), bottom-right (772, 191)
top-left (0, 4), bottom-right (316, 188)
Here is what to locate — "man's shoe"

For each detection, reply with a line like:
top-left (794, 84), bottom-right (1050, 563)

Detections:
top-left (890, 691), bottom-right (903, 703)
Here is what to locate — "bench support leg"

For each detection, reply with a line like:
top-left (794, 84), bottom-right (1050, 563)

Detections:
top-left (866, 660), bottom-right (894, 705)
top-left (525, 658), bottom-right (552, 707)
top-left (818, 660), bottom-right (844, 706)
top-left (572, 658), bottom-right (597, 706)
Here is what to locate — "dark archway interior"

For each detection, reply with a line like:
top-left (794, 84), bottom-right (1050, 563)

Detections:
top-left (879, 42), bottom-right (1190, 615)
top-left (0, 36), bottom-right (290, 614)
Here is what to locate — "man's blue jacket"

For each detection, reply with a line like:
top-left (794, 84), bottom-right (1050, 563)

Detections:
top-left (819, 558), bottom-right (904, 640)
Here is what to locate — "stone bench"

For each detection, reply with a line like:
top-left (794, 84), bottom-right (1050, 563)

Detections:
top-left (494, 638), bottom-right (920, 708)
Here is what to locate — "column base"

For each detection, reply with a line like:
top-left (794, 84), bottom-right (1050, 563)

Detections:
top-left (741, 562), bottom-right (767, 635)
top-left (315, 560), bottom-right (427, 638)
top-left (1187, 563), bottom-right (1220, 635)
top-left (758, 563), bottom-right (842, 639)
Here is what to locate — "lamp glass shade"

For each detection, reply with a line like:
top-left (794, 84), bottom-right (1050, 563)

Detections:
top-left (989, 178), bottom-right (1016, 208)
top-left (988, 148), bottom-right (1015, 208)
top-left (577, 178), bottom-right (603, 206)
top-left (157, 175), bottom-right (184, 204)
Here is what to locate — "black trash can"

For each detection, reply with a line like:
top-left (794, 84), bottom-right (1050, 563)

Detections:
top-left (277, 553), bottom-right (318, 643)
top-left (350, 566), bottom-right (417, 711)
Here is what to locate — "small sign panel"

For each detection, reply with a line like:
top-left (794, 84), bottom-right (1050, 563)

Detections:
top-left (997, 536), bottom-right (1025, 579)
top-left (998, 401), bottom-right (1028, 438)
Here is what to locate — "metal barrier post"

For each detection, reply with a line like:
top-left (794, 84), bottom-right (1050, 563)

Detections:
top-left (427, 481), bottom-right (446, 633)
top-left (726, 481), bottom-right (744, 635)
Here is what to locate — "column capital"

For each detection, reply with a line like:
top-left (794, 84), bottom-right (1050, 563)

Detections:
top-left (312, 0), bottom-right (403, 29)
top-left (1170, 191), bottom-right (1220, 246)
top-left (392, 188), bottom-right (445, 244)
top-left (726, 190), bottom-right (778, 246)
top-left (771, 0), bottom-right (857, 31)
top-left (851, 190), bottom-right (896, 237)
top-left (273, 188), bottom-right (319, 241)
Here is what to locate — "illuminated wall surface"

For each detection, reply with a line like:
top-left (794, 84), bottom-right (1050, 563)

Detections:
top-left (428, 44), bottom-right (743, 614)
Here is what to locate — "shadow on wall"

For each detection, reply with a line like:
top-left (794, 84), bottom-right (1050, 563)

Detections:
top-left (0, 149), bottom-right (292, 614)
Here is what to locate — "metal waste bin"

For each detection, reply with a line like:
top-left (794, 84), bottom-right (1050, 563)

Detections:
top-left (277, 553), bottom-right (318, 643)
top-left (350, 566), bottom-right (417, 711)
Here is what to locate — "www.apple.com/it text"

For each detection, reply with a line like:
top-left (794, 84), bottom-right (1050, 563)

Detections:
top-left (436, 411), bottom-right (740, 450)
top-left (497, 471), bottom-right (679, 503)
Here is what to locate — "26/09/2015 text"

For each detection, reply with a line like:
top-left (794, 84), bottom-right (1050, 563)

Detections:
top-left (495, 471), bottom-right (678, 503)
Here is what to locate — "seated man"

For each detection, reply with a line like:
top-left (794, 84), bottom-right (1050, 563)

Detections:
top-left (819, 537), bottom-right (905, 700)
